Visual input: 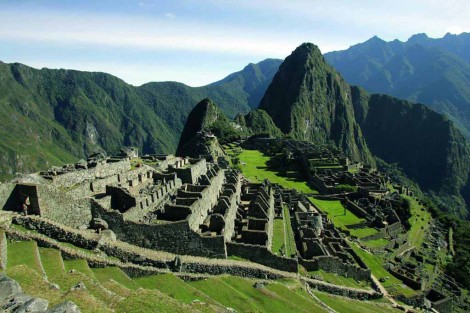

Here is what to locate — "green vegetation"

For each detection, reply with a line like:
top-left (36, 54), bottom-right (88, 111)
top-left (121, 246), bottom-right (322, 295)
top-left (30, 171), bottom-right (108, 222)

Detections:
top-left (351, 86), bottom-right (470, 219)
top-left (236, 109), bottom-right (282, 137)
top-left (283, 206), bottom-right (297, 257)
top-left (350, 243), bottom-right (416, 297)
top-left (134, 274), bottom-right (213, 304)
top-left (92, 267), bottom-right (137, 290)
top-left (238, 149), bottom-right (318, 194)
top-left (314, 291), bottom-right (400, 313)
top-left (271, 219), bottom-right (285, 256)
top-left (404, 194), bottom-right (431, 248)
top-left (309, 269), bottom-right (370, 289)
top-left (0, 59), bottom-right (282, 181)
top-left (7, 241), bottom-right (44, 275)
top-left (309, 198), bottom-right (361, 226)
top-left (362, 238), bottom-right (389, 249)
top-left (188, 276), bottom-right (328, 312)
top-left (309, 197), bottom-right (379, 239)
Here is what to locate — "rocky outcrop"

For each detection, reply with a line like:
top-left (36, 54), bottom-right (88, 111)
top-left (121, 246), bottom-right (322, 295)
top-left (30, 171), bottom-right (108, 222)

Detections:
top-left (0, 274), bottom-right (80, 313)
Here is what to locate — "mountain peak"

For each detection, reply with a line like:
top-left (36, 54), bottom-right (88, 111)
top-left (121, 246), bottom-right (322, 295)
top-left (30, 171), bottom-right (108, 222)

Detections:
top-left (407, 33), bottom-right (430, 44)
top-left (365, 35), bottom-right (385, 44)
top-left (259, 42), bottom-right (374, 164)
top-left (292, 42), bottom-right (323, 58)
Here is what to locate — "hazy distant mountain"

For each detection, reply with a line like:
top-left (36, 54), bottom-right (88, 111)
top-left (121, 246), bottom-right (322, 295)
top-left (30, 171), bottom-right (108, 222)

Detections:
top-left (324, 33), bottom-right (470, 138)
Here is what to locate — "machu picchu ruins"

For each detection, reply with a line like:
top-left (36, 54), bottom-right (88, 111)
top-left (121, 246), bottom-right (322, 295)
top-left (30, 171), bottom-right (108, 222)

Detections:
top-left (0, 130), bottom-right (465, 312)
top-left (3, 7), bottom-right (470, 311)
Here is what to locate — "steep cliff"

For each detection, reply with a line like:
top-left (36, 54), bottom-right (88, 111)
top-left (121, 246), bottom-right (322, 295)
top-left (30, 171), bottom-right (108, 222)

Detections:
top-left (259, 43), bottom-right (374, 164)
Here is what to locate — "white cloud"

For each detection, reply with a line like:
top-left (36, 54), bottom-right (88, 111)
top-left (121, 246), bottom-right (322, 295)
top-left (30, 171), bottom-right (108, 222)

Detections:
top-left (0, 8), bottom-right (344, 59)
top-left (203, 0), bottom-right (470, 40)
top-left (165, 12), bottom-right (176, 19)
top-left (446, 25), bottom-right (464, 34)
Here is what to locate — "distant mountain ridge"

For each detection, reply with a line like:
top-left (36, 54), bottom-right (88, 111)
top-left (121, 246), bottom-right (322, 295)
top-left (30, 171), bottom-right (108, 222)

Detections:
top-left (324, 32), bottom-right (470, 138)
top-left (0, 59), bottom-right (281, 181)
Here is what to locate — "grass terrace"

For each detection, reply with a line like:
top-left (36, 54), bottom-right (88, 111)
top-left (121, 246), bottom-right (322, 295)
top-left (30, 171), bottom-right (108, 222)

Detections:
top-left (350, 243), bottom-right (417, 297)
top-left (272, 206), bottom-right (297, 257)
top-left (237, 149), bottom-right (318, 194)
top-left (404, 194), bottom-right (431, 249)
top-left (308, 269), bottom-right (371, 289)
top-left (308, 197), bottom-right (379, 239)
top-left (314, 291), bottom-right (401, 313)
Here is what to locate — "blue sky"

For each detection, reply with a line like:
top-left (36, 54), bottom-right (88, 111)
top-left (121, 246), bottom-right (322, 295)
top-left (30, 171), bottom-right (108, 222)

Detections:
top-left (0, 0), bottom-right (469, 86)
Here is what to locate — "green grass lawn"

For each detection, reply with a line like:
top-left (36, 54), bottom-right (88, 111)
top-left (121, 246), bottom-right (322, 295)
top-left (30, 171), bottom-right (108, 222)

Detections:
top-left (189, 276), bottom-right (327, 313)
top-left (92, 267), bottom-right (137, 290)
top-left (7, 240), bottom-right (44, 275)
top-left (404, 195), bottom-right (431, 249)
top-left (64, 259), bottom-right (96, 278)
top-left (362, 238), bottom-right (390, 248)
top-left (309, 269), bottom-right (371, 289)
top-left (314, 291), bottom-right (400, 313)
top-left (238, 149), bottom-right (318, 194)
top-left (309, 197), bottom-right (378, 238)
top-left (39, 247), bottom-right (65, 280)
top-left (308, 198), bottom-right (363, 227)
top-left (134, 274), bottom-right (215, 305)
top-left (283, 206), bottom-right (297, 257)
top-left (349, 227), bottom-right (379, 239)
top-left (115, 289), bottom-right (191, 313)
top-left (272, 218), bottom-right (285, 256)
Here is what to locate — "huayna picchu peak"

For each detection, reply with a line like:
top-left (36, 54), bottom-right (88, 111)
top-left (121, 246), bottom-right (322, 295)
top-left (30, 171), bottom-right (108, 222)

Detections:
top-left (3, 2), bottom-right (470, 310)
top-left (259, 43), bottom-right (374, 165)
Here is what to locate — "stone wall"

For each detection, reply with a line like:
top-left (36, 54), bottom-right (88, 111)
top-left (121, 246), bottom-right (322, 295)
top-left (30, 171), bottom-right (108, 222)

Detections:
top-left (8, 217), bottom-right (294, 280)
top-left (431, 296), bottom-right (452, 313)
top-left (300, 256), bottom-right (371, 281)
top-left (221, 172), bottom-right (241, 241)
top-left (179, 260), bottom-right (284, 279)
top-left (172, 159), bottom-right (207, 184)
top-left (49, 159), bottom-right (130, 187)
top-left (37, 185), bottom-right (92, 229)
top-left (92, 201), bottom-right (226, 257)
top-left (122, 177), bottom-right (183, 222)
top-left (389, 268), bottom-right (421, 290)
top-left (0, 182), bottom-right (15, 211)
top-left (227, 242), bottom-right (298, 272)
top-left (187, 170), bottom-right (225, 231)
top-left (345, 199), bottom-right (369, 219)
top-left (0, 230), bottom-right (6, 270)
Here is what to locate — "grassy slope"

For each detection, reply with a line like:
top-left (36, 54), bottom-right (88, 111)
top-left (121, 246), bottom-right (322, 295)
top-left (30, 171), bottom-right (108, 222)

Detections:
top-left (0, 59), bottom-right (280, 182)
top-left (238, 149), bottom-right (318, 194)
top-left (271, 207), bottom-right (296, 257)
top-left (309, 269), bottom-right (370, 289)
top-left (314, 291), bottom-right (400, 313)
top-left (271, 218), bottom-right (285, 256)
top-left (283, 206), bottom-right (297, 257)
top-left (350, 243), bottom-right (416, 297)
top-left (404, 194), bottom-right (431, 248)
top-left (309, 197), bottom-right (379, 238)
top-left (134, 274), bottom-right (217, 305)
top-left (189, 276), bottom-right (328, 313)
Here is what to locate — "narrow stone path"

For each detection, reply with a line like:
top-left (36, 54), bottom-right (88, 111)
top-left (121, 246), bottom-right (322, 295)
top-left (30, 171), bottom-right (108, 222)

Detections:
top-left (370, 274), bottom-right (398, 306)
top-left (305, 283), bottom-right (338, 313)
